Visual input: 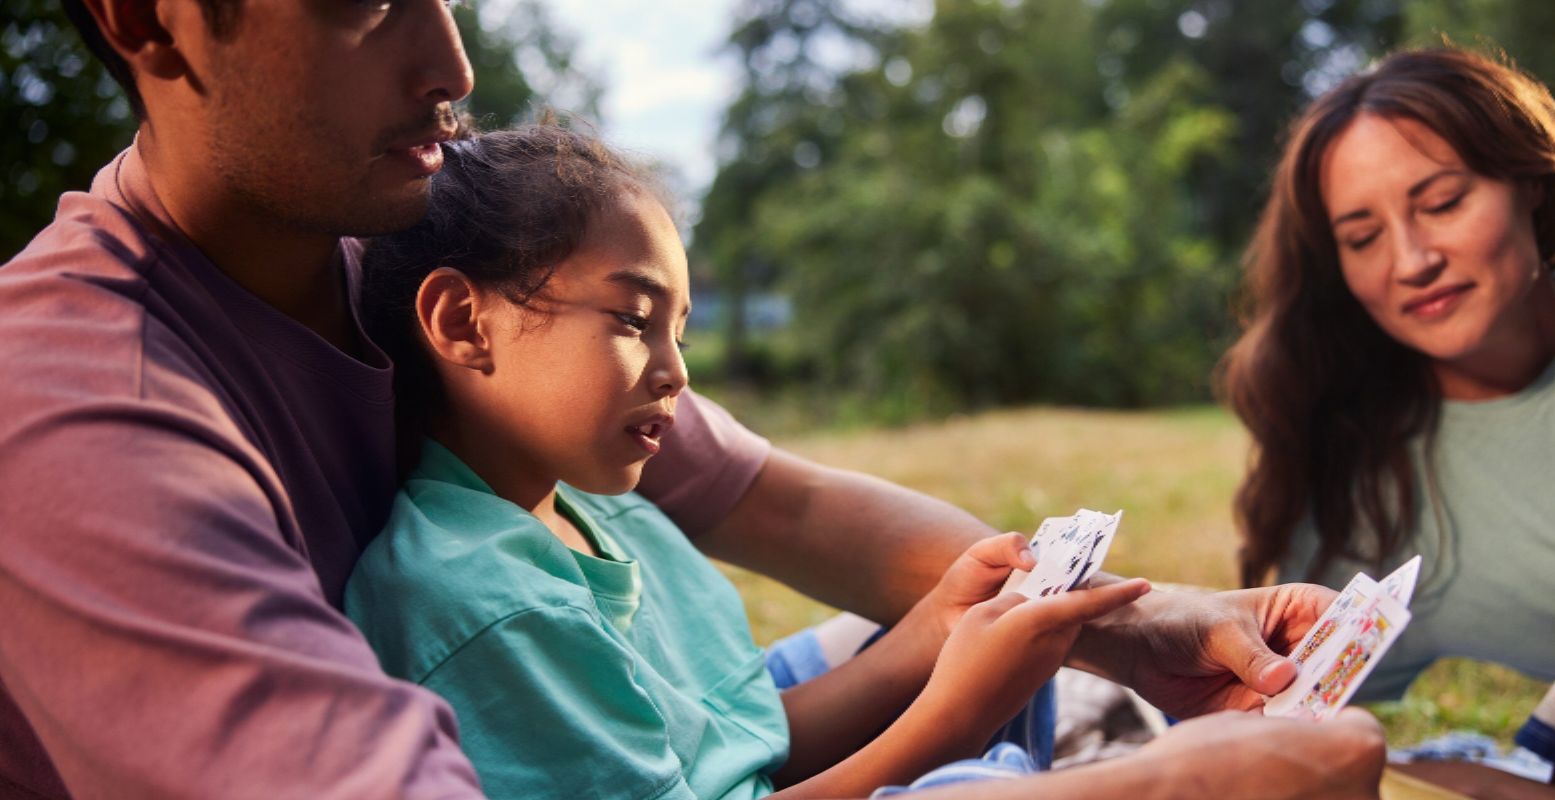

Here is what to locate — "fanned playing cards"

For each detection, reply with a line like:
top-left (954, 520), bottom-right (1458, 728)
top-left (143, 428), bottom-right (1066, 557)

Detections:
top-left (1262, 555), bottom-right (1422, 721)
top-left (1004, 509), bottom-right (1123, 599)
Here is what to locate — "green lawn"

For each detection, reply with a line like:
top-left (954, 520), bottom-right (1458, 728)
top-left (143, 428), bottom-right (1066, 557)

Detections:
top-left (708, 398), bottom-right (1546, 747)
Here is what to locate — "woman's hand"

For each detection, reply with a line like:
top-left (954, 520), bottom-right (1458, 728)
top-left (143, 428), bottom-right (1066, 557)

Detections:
top-left (914, 578), bottom-right (1151, 746)
top-left (1067, 581), bottom-right (1339, 718)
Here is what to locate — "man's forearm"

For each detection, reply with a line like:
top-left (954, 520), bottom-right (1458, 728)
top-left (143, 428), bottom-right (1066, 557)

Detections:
top-left (903, 750), bottom-right (1183, 800)
top-left (695, 449), bottom-right (995, 624)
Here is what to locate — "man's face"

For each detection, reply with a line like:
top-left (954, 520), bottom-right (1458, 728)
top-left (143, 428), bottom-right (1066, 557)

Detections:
top-left (175, 0), bottom-right (472, 237)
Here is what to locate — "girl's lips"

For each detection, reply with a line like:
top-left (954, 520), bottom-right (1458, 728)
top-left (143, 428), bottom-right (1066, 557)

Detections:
top-left (626, 419), bottom-right (671, 456)
top-left (1402, 284), bottom-right (1473, 319)
top-left (629, 430), bottom-right (662, 455)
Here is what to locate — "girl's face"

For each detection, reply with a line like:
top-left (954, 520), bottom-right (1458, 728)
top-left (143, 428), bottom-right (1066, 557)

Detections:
top-left (479, 190), bottom-right (690, 497)
top-left (1321, 113), bottom-right (1548, 387)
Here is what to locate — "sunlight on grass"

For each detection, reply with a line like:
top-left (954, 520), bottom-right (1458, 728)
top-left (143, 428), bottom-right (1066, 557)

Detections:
top-left (715, 401), bottom-right (1548, 746)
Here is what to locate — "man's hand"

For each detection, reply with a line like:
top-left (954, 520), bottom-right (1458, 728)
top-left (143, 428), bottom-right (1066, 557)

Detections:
top-left (1068, 581), bottom-right (1338, 718)
top-left (1141, 708), bottom-right (1387, 799)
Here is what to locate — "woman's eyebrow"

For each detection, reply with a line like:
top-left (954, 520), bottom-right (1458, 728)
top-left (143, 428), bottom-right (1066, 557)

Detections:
top-left (1330, 169), bottom-right (1467, 226)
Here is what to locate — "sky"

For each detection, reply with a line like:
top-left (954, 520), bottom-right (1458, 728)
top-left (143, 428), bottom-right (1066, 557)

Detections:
top-left (511, 0), bottom-right (928, 214)
top-left (545, 0), bottom-right (744, 200)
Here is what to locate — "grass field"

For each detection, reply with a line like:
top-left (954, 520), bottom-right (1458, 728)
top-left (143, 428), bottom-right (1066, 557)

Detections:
top-left (707, 396), bottom-right (1547, 747)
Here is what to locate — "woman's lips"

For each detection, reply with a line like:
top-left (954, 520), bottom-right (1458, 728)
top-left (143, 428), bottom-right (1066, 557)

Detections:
top-left (1402, 283), bottom-right (1473, 319)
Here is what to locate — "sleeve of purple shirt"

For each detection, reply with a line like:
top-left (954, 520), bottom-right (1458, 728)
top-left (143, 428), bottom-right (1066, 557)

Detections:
top-left (636, 388), bottom-right (773, 538)
top-left (0, 203), bottom-right (484, 797)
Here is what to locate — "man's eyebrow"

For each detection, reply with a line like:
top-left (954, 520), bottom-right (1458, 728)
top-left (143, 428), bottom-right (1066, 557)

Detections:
top-left (1330, 170), bottom-right (1466, 227)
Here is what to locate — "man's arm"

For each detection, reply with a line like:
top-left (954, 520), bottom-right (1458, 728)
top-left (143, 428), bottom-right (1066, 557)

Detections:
top-left (0, 408), bottom-right (483, 797)
top-left (644, 392), bottom-right (1347, 716)
top-left (694, 448), bottom-right (993, 625)
top-left (908, 708), bottom-right (1387, 800)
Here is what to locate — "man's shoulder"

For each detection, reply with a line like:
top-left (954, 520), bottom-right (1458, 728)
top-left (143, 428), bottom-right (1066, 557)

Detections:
top-left (3, 184), bottom-right (162, 298)
top-left (0, 190), bottom-right (244, 446)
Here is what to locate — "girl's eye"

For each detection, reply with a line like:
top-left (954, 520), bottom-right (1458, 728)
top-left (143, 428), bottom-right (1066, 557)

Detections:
top-left (676, 339), bottom-right (690, 352)
top-left (614, 312), bottom-right (650, 332)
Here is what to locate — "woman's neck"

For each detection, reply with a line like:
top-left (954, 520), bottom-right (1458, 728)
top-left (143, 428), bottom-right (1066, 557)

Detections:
top-left (1434, 274), bottom-right (1555, 401)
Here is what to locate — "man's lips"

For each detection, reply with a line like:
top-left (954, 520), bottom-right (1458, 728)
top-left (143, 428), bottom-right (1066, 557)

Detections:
top-left (1402, 283), bottom-right (1474, 318)
top-left (382, 126), bottom-right (457, 176)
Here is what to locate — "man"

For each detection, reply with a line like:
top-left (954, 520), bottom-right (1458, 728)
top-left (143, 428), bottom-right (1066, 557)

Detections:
top-left (0, 0), bottom-right (1384, 797)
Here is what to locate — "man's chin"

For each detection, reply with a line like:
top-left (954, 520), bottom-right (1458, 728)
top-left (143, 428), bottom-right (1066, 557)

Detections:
top-left (333, 188), bottom-right (432, 238)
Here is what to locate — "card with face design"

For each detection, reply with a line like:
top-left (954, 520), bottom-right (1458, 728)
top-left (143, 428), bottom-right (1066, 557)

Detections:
top-left (1264, 572), bottom-right (1412, 721)
top-left (1379, 554), bottom-right (1422, 607)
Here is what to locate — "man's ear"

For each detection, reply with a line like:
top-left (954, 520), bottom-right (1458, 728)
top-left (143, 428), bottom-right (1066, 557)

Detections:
top-left (417, 267), bottom-right (495, 373)
top-left (81, 0), bottom-right (190, 82)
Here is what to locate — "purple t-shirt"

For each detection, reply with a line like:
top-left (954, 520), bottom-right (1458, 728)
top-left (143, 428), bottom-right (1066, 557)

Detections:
top-left (0, 145), bottom-right (770, 799)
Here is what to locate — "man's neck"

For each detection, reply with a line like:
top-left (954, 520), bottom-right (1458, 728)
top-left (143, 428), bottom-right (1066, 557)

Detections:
top-left (136, 131), bottom-right (358, 353)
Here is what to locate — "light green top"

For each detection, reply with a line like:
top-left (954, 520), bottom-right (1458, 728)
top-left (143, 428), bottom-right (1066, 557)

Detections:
top-left (1281, 359), bottom-right (1555, 700)
top-left (344, 441), bottom-right (788, 800)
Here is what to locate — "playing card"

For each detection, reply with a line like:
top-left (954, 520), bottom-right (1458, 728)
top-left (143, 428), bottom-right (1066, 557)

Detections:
top-left (1379, 555), bottom-right (1422, 607)
top-left (1264, 574), bottom-right (1412, 721)
top-left (1073, 509), bottom-right (1122, 588)
top-left (1009, 509), bottom-right (1124, 599)
top-left (1017, 532), bottom-right (1089, 598)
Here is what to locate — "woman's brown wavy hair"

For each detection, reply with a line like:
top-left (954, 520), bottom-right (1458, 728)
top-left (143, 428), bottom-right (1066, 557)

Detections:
top-left (1220, 47), bottom-right (1555, 587)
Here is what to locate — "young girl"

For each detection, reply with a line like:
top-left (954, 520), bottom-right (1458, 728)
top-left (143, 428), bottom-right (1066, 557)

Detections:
top-left (346, 125), bottom-right (1147, 799)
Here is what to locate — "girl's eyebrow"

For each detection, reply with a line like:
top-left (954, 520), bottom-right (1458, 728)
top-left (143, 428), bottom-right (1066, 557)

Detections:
top-left (606, 269), bottom-right (692, 316)
top-left (606, 269), bottom-right (669, 300)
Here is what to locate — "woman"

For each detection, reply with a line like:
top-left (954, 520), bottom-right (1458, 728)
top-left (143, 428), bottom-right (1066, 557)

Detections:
top-left (1222, 46), bottom-right (1555, 793)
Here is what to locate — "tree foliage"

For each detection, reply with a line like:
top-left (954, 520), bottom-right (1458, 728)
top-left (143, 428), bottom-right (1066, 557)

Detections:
top-left (697, 0), bottom-right (1552, 412)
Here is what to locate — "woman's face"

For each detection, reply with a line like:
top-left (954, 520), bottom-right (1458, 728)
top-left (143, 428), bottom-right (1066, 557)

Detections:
top-left (1321, 113), bottom-right (1547, 380)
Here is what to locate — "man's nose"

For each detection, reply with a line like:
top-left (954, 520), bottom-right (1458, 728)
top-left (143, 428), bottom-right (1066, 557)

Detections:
top-left (408, 0), bottom-right (474, 106)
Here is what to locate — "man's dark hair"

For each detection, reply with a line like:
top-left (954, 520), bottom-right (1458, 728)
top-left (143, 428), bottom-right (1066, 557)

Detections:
top-left (61, 0), bottom-right (243, 120)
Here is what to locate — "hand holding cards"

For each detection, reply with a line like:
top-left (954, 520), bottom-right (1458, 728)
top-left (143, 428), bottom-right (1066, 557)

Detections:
top-left (1263, 556), bottom-right (1422, 721)
top-left (1005, 509), bottom-right (1123, 599)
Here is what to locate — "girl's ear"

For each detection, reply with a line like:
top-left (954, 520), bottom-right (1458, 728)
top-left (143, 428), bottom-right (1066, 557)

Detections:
top-left (417, 267), bottom-right (494, 373)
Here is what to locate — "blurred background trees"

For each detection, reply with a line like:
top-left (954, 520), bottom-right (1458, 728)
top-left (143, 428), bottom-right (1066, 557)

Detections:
top-left (6, 0), bottom-right (1551, 413)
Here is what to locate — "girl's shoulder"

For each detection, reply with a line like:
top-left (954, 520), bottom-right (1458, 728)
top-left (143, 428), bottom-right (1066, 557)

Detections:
top-left (346, 482), bottom-right (600, 683)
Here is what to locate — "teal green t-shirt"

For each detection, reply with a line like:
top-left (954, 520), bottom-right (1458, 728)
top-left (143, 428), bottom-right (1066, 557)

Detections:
top-left (1280, 359), bottom-right (1555, 700)
top-left (345, 442), bottom-right (789, 800)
